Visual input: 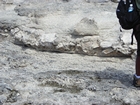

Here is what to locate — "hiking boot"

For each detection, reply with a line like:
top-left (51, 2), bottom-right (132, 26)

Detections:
top-left (133, 75), bottom-right (140, 87)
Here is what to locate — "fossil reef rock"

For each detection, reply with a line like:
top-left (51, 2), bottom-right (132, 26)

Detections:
top-left (0, 0), bottom-right (137, 57)
top-left (0, 0), bottom-right (140, 105)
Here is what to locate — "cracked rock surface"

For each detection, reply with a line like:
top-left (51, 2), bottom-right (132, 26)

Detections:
top-left (0, 35), bottom-right (140, 105)
top-left (0, 0), bottom-right (140, 105)
top-left (0, 0), bottom-right (137, 57)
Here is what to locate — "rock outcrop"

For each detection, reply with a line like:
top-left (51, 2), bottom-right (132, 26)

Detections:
top-left (0, 0), bottom-right (136, 57)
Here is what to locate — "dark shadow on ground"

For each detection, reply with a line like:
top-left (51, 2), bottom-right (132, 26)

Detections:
top-left (94, 67), bottom-right (134, 88)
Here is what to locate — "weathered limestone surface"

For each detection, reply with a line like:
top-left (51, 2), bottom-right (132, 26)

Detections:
top-left (0, 0), bottom-right (137, 57)
top-left (0, 39), bottom-right (139, 105)
top-left (0, 1), bottom-right (140, 104)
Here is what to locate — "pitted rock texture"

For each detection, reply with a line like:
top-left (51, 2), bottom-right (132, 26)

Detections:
top-left (0, 0), bottom-right (137, 57)
top-left (0, 35), bottom-right (139, 105)
top-left (0, 1), bottom-right (139, 105)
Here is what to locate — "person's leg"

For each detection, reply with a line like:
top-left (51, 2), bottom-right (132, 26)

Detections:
top-left (136, 56), bottom-right (140, 76)
top-left (134, 29), bottom-right (140, 76)
top-left (133, 27), bottom-right (140, 86)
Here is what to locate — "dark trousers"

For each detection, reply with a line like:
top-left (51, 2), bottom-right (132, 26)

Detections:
top-left (134, 29), bottom-right (140, 56)
top-left (134, 25), bottom-right (140, 76)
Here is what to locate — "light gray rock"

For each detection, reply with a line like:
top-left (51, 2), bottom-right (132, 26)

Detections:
top-left (0, 35), bottom-right (138, 105)
top-left (0, 78), bottom-right (20, 103)
top-left (73, 18), bottom-right (99, 36)
top-left (0, 0), bottom-right (137, 57)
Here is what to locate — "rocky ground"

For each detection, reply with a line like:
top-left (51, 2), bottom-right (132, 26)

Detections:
top-left (0, 34), bottom-right (140, 105)
top-left (0, 0), bottom-right (140, 105)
